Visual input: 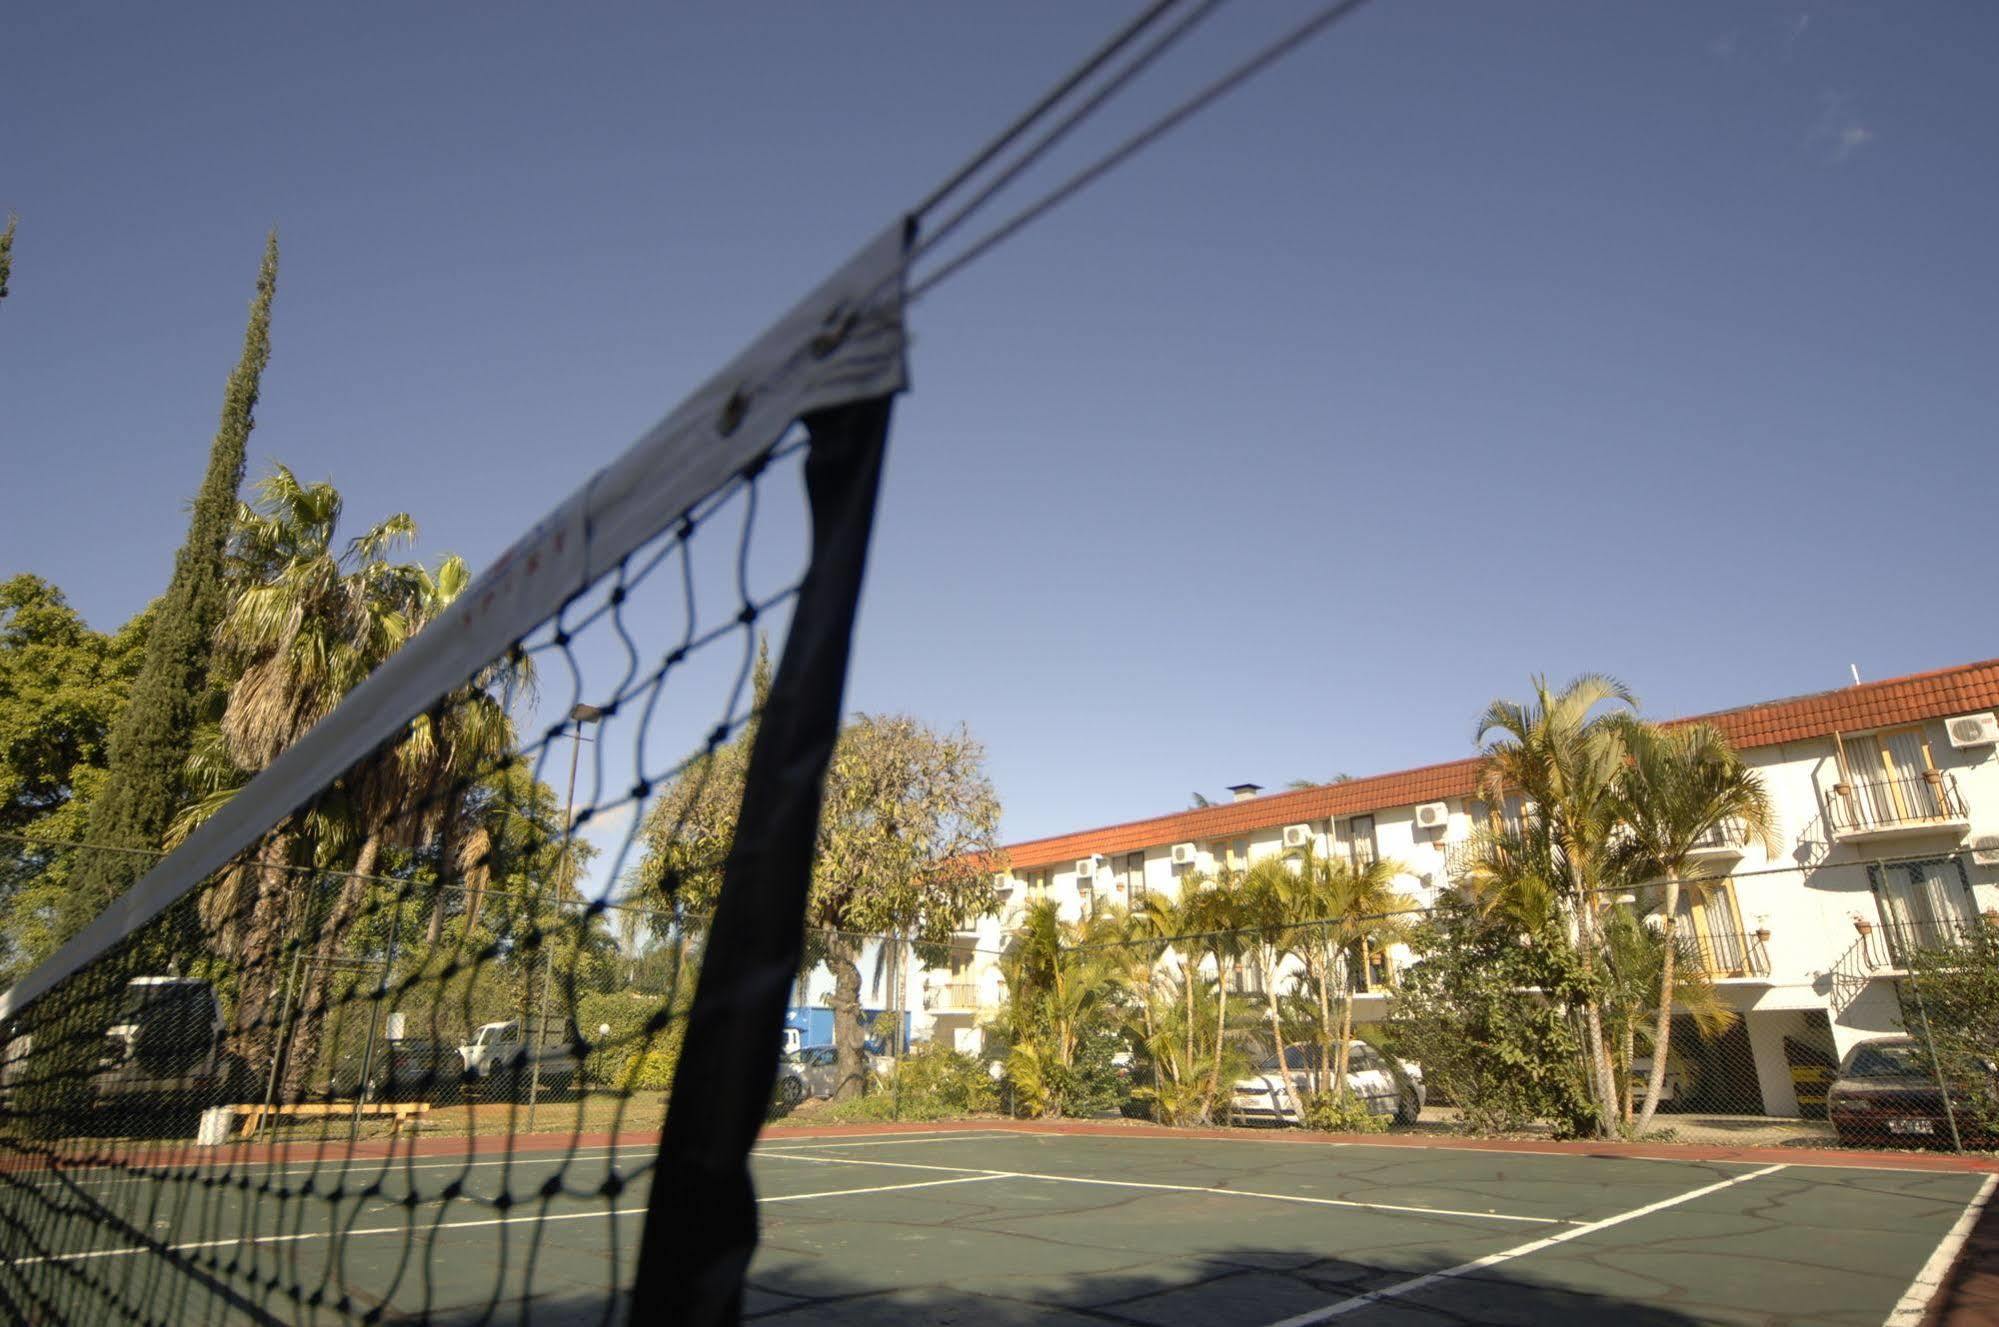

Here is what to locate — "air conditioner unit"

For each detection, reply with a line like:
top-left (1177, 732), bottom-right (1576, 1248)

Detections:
top-left (1074, 856), bottom-right (1101, 880)
top-left (1947, 713), bottom-right (1999, 749)
top-left (1413, 802), bottom-right (1449, 830)
top-left (1170, 842), bottom-right (1197, 867)
top-left (1282, 823), bottom-right (1313, 850)
top-left (1973, 835), bottom-right (1999, 867)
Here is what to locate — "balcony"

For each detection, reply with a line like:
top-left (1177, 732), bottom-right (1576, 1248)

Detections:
top-left (1684, 818), bottom-right (1750, 864)
top-left (1825, 773), bottom-right (1970, 842)
top-left (1442, 839), bottom-right (1481, 880)
top-left (1678, 927), bottom-right (1770, 981)
top-left (922, 982), bottom-right (981, 1013)
top-left (1854, 916), bottom-right (1985, 971)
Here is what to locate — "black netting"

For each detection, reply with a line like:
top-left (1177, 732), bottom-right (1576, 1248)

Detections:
top-left (0, 423), bottom-right (868, 1325)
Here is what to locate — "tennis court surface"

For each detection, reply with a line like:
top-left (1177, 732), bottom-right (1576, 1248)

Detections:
top-left (11, 1124), bottom-right (1995, 1325)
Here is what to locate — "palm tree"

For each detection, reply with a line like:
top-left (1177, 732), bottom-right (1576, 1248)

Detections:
top-left (1475, 673), bottom-right (1638, 1136)
top-left (191, 467), bottom-right (436, 1072)
top-left (1240, 857), bottom-right (1310, 1121)
top-left (1296, 852), bottom-right (1414, 1095)
top-left (1181, 867), bottom-right (1249, 1105)
top-left (1608, 721), bottom-right (1776, 1131)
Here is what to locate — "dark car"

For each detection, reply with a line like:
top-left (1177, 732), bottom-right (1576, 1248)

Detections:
top-left (1826, 1037), bottom-right (1994, 1148)
top-left (322, 1038), bottom-right (466, 1104)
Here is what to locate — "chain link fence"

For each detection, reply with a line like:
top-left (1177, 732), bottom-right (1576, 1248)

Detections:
top-left (7, 835), bottom-right (1994, 1154)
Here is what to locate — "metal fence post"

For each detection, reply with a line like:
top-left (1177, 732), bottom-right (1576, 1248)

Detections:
top-left (1903, 966), bottom-right (1965, 1154)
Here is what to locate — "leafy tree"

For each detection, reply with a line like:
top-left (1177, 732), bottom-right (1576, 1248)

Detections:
top-left (0, 577), bottom-right (152, 977)
top-left (69, 231), bottom-right (278, 932)
top-left (991, 899), bottom-right (1127, 1117)
top-left (1391, 888), bottom-right (1597, 1137)
top-left (0, 212), bottom-right (14, 304)
top-left (635, 707), bottom-right (1002, 1100)
top-left (1606, 721), bottom-right (1775, 1130)
top-left (1900, 917), bottom-right (1999, 1140)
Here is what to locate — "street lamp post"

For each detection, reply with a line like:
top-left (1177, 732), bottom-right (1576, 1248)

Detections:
top-left (528, 702), bottom-right (602, 1132)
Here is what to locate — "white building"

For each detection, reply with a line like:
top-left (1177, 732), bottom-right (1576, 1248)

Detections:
top-left (917, 658), bottom-right (1999, 1118)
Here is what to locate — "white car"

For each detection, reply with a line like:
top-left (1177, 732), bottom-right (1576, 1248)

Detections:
top-left (1232, 1042), bottom-right (1424, 1126)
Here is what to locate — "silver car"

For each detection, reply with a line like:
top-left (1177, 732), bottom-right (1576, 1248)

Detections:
top-left (775, 1045), bottom-right (842, 1105)
top-left (1232, 1042), bottom-right (1424, 1126)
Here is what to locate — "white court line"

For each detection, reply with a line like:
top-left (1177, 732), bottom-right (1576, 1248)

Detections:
top-left (1261, 1162), bottom-right (1789, 1326)
top-left (14, 1171), bottom-right (1012, 1267)
top-left (762, 1150), bottom-right (1567, 1226)
top-left (1884, 1172), bottom-right (1998, 1327)
top-left (18, 1127), bottom-right (1014, 1188)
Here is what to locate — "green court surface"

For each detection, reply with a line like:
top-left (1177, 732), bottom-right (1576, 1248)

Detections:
top-left (9, 1126), bottom-right (1991, 1324)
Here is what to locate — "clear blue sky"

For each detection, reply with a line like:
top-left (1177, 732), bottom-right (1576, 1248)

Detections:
top-left (5, 3), bottom-right (1995, 846)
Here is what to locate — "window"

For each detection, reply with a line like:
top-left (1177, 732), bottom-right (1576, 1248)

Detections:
top-left (1118, 851), bottom-right (1147, 902)
top-left (1672, 883), bottom-right (1749, 975)
top-left (1841, 727), bottom-right (1945, 822)
top-left (1869, 858), bottom-right (1974, 961)
top-left (1347, 816), bottom-right (1376, 870)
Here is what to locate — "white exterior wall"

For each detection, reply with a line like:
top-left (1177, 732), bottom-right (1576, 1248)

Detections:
top-left (918, 713), bottom-right (1999, 1099)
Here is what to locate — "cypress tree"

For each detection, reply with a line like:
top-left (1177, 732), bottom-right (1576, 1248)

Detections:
top-left (0, 213), bottom-right (16, 304)
top-left (65, 231), bottom-right (279, 933)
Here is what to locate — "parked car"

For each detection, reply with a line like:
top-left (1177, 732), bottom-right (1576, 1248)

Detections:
top-left (776, 1045), bottom-right (841, 1105)
top-left (774, 1043), bottom-right (892, 1105)
top-left (1231, 1042), bottom-right (1424, 1126)
top-left (1626, 1052), bottom-right (1692, 1107)
top-left (324, 1038), bottom-right (466, 1104)
top-left (458, 1019), bottom-right (582, 1100)
top-left (2, 976), bottom-right (250, 1121)
top-left (1827, 1036), bottom-right (1996, 1148)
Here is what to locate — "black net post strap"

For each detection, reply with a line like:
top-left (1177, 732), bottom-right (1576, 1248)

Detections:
top-left (634, 393), bottom-right (896, 1327)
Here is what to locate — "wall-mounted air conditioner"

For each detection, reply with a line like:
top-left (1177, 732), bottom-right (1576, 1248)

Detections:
top-left (1947, 713), bottom-right (1999, 749)
top-left (1972, 834), bottom-right (1999, 867)
top-left (1282, 824), bottom-right (1313, 850)
top-left (1075, 855), bottom-right (1101, 880)
top-left (1170, 842), bottom-right (1197, 867)
top-left (1413, 802), bottom-right (1449, 830)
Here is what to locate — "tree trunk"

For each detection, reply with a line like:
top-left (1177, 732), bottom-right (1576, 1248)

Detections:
top-left (1333, 939), bottom-right (1363, 1095)
top-left (1619, 1016), bottom-right (1636, 1126)
top-left (1208, 956), bottom-right (1230, 1111)
top-left (826, 933), bottom-right (868, 1102)
top-left (282, 834), bottom-right (383, 1099)
top-left (1261, 949), bottom-right (1307, 1122)
top-left (1183, 952), bottom-right (1196, 1082)
top-left (1573, 900), bottom-right (1620, 1137)
top-left (1313, 940), bottom-right (1334, 1095)
top-left (226, 830), bottom-right (296, 1076)
top-left (1635, 867), bottom-right (1683, 1132)
top-left (424, 792), bottom-right (463, 947)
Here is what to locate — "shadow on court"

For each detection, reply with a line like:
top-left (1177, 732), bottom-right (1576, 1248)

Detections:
top-left (411, 1250), bottom-right (1719, 1326)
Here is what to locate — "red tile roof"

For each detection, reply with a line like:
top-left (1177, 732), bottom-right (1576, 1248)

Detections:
top-left (1001, 658), bottom-right (1999, 870)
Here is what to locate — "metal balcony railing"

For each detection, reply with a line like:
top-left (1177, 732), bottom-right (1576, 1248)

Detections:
top-left (1826, 773), bottom-right (1968, 836)
top-left (922, 982), bottom-right (981, 1012)
top-left (1687, 818), bottom-right (1749, 853)
top-left (1442, 840), bottom-right (1481, 879)
top-left (1856, 916), bottom-right (1982, 969)
top-left (1678, 927), bottom-right (1770, 979)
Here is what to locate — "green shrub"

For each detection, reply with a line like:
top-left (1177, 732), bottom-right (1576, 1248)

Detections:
top-left (577, 991), bottom-right (683, 1091)
top-left (890, 1044), bottom-right (999, 1115)
top-left (1300, 1090), bottom-right (1386, 1134)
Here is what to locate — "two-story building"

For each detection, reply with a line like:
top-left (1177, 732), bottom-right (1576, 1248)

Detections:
top-left (916, 658), bottom-right (1999, 1120)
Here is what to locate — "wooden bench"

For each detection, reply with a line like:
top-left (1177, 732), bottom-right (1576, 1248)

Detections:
top-left (231, 1101), bottom-right (432, 1138)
